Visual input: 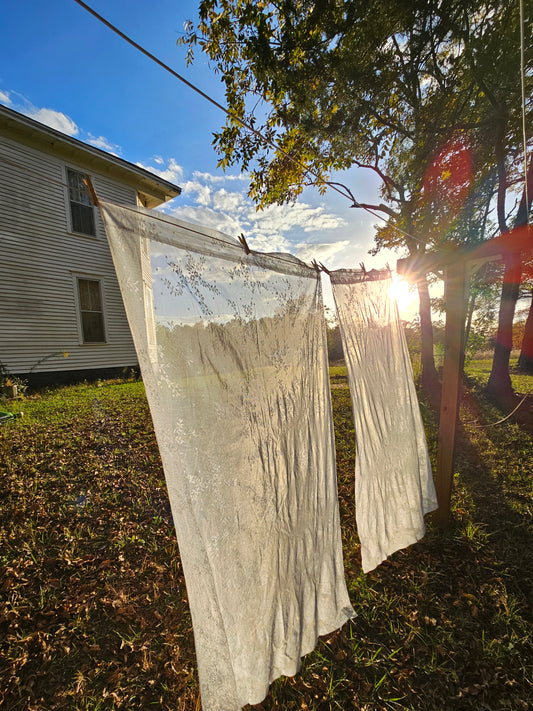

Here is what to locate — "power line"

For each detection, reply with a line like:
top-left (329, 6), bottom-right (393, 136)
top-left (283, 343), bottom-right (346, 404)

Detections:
top-left (71, 0), bottom-right (426, 245)
top-left (71, 0), bottom-right (352, 204)
top-left (519, 0), bottom-right (529, 222)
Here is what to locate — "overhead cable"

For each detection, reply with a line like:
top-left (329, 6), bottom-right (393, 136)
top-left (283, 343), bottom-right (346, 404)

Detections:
top-left (71, 0), bottom-right (352, 204)
top-left (71, 0), bottom-right (425, 245)
top-left (519, 0), bottom-right (530, 220)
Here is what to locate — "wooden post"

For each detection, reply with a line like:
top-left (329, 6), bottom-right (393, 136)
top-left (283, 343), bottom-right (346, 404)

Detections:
top-left (434, 264), bottom-right (467, 525)
top-left (396, 229), bottom-right (533, 524)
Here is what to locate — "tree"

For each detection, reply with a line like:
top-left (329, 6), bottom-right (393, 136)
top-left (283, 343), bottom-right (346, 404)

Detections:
top-left (464, 263), bottom-right (503, 360)
top-left (181, 0), bottom-right (531, 392)
top-left (486, 159), bottom-right (533, 394)
top-left (515, 246), bottom-right (533, 373)
top-left (518, 286), bottom-right (533, 372)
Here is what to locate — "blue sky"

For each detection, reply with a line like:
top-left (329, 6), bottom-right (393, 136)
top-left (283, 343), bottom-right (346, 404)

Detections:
top-left (0, 0), bottom-right (419, 313)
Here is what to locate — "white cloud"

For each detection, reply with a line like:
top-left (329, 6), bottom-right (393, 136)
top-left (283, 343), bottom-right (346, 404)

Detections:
top-left (253, 203), bottom-right (343, 250)
top-left (192, 170), bottom-right (248, 183)
top-left (181, 179), bottom-right (214, 207)
top-left (192, 171), bottom-right (225, 184)
top-left (26, 107), bottom-right (79, 136)
top-left (0, 89), bottom-right (12, 106)
top-left (212, 188), bottom-right (247, 213)
top-left (166, 204), bottom-right (243, 236)
top-left (244, 232), bottom-right (292, 254)
top-left (294, 240), bottom-right (351, 264)
top-left (87, 133), bottom-right (121, 154)
top-left (149, 159), bottom-right (354, 265)
top-left (137, 157), bottom-right (184, 185)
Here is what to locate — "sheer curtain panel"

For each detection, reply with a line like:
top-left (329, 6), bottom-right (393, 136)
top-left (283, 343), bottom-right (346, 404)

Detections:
top-left (330, 270), bottom-right (438, 573)
top-left (99, 201), bottom-right (354, 711)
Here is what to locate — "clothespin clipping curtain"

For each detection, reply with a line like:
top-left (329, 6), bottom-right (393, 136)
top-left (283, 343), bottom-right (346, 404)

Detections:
top-left (83, 175), bottom-right (99, 207)
top-left (238, 233), bottom-right (251, 255)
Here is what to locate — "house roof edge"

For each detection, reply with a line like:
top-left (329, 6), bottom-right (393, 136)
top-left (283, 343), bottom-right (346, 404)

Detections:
top-left (0, 103), bottom-right (182, 206)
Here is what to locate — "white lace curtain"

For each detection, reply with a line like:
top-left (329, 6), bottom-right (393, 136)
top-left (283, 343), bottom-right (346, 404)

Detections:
top-left (330, 270), bottom-right (438, 573)
top-left (99, 201), bottom-right (354, 711)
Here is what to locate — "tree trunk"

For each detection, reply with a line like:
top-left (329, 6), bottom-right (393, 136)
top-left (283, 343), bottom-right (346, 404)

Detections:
top-left (461, 289), bottom-right (477, 374)
top-left (487, 156), bottom-right (532, 396)
top-left (486, 256), bottom-right (521, 396)
top-left (516, 158), bottom-right (533, 371)
top-left (417, 274), bottom-right (439, 392)
top-left (518, 288), bottom-right (533, 372)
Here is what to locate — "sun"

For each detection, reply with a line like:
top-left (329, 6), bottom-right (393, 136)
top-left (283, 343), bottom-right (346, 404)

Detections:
top-left (388, 275), bottom-right (416, 317)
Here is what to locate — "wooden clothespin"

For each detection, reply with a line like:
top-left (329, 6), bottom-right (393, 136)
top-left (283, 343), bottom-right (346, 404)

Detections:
top-left (311, 259), bottom-right (321, 273)
top-left (83, 175), bottom-right (99, 207)
top-left (238, 233), bottom-right (251, 255)
top-left (319, 262), bottom-right (331, 275)
top-left (359, 262), bottom-right (368, 278)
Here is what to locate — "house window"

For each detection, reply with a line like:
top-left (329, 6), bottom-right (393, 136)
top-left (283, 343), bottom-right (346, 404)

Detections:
top-left (77, 278), bottom-right (106, 343)
top-left (67, 168), bottom-right (96, 235)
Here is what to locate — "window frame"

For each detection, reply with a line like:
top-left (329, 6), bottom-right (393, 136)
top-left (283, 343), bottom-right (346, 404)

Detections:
top-left (65, 167), bottom-right (97, 237)
top-left (72, 273), bottom-right (108, 345)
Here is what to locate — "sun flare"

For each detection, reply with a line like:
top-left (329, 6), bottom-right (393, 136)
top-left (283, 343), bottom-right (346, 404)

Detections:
top-left (388, 275), bottom-right (415, 315)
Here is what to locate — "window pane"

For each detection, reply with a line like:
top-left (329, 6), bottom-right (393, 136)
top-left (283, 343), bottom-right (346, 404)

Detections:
top-left (78, 279), bottom-right (91, 310)
top-left (71, 202), bottom-right (96, 235)
top-left (67, 169), bottom-right (92, 206)
top-left (87, 280), bottom-right (102, 311)
top-left (81, 311), bottom-right (106, 343)
top-left (78, 279), bottom-right (105, 342)
top-left (68, 169), bottom-right (96, 234)
top-left (78, 279), bottom-right (102, 310)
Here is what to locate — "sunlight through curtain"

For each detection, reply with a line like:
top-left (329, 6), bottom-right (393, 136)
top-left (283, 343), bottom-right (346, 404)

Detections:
top-left (330, 269), bottom-right (438, 573)
top-left (100, 201), bottom-right (354, 711)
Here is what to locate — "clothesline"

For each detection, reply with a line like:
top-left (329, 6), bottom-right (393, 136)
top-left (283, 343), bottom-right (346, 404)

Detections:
top-left (72, 0), bottom-right (433, 246)
top-left (0, 153), bottom-right (394, 279)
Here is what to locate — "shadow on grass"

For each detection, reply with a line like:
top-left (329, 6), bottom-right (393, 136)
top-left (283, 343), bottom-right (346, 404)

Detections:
top-left (1, 381), bottom-right (532, 711)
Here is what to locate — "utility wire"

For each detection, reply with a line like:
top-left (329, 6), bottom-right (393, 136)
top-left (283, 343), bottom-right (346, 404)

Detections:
top-left (71, 0), bottom-right (352, 204)
top-left (519, 0), bottom-right (529, 221)
top-left (71, 0), bottom-right (426, 245)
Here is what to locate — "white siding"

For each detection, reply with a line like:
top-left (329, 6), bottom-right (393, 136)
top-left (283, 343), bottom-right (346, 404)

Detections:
top-left (0, 135), bottom-right (139, 374)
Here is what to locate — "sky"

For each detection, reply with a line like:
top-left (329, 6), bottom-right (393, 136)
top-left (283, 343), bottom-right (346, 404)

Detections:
top-left (0, 0), bottom-right (420, 316)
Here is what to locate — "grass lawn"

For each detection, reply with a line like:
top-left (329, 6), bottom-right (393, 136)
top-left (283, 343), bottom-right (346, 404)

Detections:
top-left (465, 356), bottom-right (533, 394)
top-left (0, 367), bottom-right (532, 711)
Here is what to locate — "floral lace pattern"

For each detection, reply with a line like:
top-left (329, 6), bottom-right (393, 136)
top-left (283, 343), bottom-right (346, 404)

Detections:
top-left (330, 270), bottom-right (438, 573)
top-left (100, 201), bottom-right (354, 711)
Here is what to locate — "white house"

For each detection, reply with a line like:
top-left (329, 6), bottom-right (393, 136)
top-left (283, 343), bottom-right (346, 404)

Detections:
top-left (0, 104), bottom-right (181, 385)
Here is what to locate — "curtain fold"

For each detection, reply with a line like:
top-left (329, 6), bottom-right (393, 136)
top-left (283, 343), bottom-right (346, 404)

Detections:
top-left (330, 269), bottom-right (438, 573)
top-left (99, 201), bottom-right (354, 711)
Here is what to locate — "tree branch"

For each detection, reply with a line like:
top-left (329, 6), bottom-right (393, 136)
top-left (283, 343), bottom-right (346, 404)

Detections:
top-left (351, 159), bottom-right (402, 198)
top-left (495, 118), bottom-right (508, 234)
top-left (353, 201), bottom-right (399, 219)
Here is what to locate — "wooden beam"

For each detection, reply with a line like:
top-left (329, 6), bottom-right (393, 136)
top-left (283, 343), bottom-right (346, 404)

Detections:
top-left (434, 264), bottom-right (467, 524)
top-left (397, 224), bottom-right (533, 278)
